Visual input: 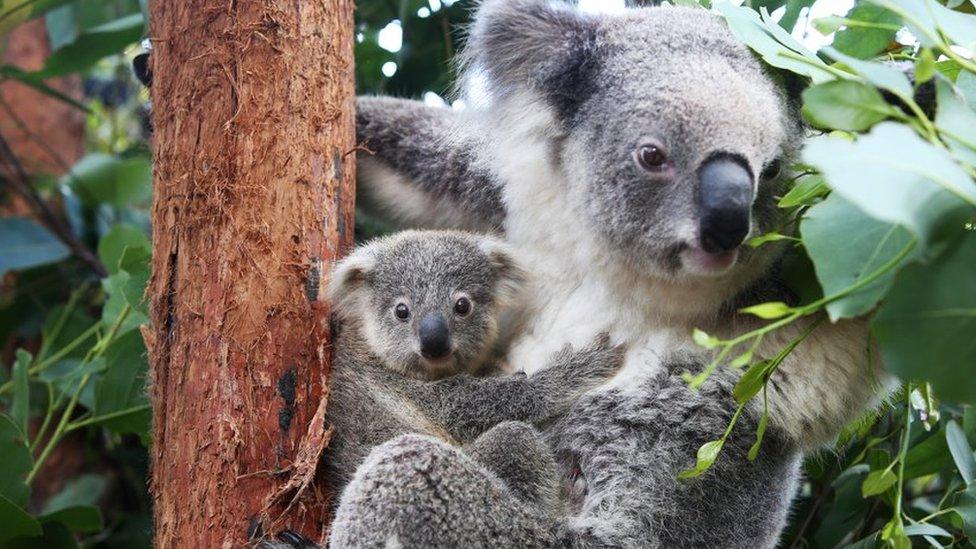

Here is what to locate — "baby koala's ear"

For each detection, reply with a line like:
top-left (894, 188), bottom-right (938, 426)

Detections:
top-left (478, 236), bottom-right (529, 305)
top-left (328, 247), bottom-right (377, 313)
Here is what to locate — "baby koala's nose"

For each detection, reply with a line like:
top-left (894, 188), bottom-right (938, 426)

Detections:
top-left (419, 313), bottom-right (451, 360)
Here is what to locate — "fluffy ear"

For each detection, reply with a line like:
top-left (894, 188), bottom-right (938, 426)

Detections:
top-left (328, 248), bottom-right (377, 314)
top-left (465, 0), bottom-right (598, 114)
top-left (478, 237), bottom-right (529, 306)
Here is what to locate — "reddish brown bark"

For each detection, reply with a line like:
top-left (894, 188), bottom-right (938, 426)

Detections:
top-left (144, 1), bottom-right (355, 546)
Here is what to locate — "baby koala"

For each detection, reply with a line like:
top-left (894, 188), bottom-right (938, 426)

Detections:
top-left (321, 230), bottom-right (624, 512)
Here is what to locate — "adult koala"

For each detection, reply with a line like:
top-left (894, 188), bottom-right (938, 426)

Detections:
top-left (333, 1), bottom-right (889, 546)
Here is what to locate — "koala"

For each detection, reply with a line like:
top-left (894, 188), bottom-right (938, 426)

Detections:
top-left (298, 231), bottom-right (625, 533)
top-left (326, 2), bottom-right (893, 547)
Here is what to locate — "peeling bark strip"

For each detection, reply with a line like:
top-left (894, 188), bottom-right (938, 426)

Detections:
top-left (144, 1), bottom-right (355, 547)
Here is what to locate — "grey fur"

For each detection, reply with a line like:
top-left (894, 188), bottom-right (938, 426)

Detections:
top-left (332, 2), bottom-right (886, 548)
top-left (268, 231), bottom-right (625, 547)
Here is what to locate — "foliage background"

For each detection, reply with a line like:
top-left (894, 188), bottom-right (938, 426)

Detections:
top-left (0, 0), bottom-right (974, 547)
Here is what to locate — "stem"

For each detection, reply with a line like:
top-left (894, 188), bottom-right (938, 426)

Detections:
top-left (24, 305), bottom-right (132, 484)
top-left (778, 50), bottom-right (852, 79)
top-left (36, 286), bottom-right (86, 364)
top-left (894, 383), bottom-right (912, 522)
top-left (67, 404), bottom-right (151, 431)
top-left (27, 372), bottom-right (91, 484)
top-left (0, 323), bottom-right (100, 396)
top-left (30, 383), bottom-right (56, 453)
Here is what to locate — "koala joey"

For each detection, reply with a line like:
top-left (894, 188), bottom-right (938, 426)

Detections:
top-left (313, 231), bottom-right (625, 519)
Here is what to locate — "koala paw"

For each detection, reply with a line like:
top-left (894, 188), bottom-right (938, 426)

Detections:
top-left (540, 332), bottom-right (627, 396)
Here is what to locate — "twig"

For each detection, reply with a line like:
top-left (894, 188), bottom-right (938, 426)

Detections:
top-left (0, 131), bottom-right (107, 277)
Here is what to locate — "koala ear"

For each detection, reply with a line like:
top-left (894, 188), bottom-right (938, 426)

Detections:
top-left (465, 0), bottom-right (598, 115)
top-left (478, 237), bottom-right (529, 306)
top-left (328, 248), bottom-right (377, 313)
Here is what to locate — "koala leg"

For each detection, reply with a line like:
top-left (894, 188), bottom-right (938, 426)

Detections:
top-left (465, 421), bottom-right (561, 515)
top-left (330, 433), bottom-right (557, 548)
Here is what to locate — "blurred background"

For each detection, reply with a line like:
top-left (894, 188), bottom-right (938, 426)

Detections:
top-left (1, 0), bottom-right (974, 547)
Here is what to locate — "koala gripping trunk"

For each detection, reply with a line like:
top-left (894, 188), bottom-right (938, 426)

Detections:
top-left (144, 1), bottom-right (355, 547)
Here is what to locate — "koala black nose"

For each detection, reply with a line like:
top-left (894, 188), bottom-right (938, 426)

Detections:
top-left (697, 155), bottom-right (755, 253)
top-left (419, 313), bottom-right (451, 360)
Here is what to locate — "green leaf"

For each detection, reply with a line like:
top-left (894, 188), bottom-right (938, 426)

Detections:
top-left (802, 80), bottom-right (896, 131)
top-left (692, 328), bottom-right (719, 349)
top-left (64, 153), bottom-right (152, 208)
top-left (747, 405), bottom-right (769, 460)
top-left (0, 414), bottom-right (32, 507)
top-left (94, 331), bottom-right (150, 438)
top-left (823, 47), bottom-right (914, 101)
top-left (0, 66), bottom-right (90, 112)
top-left (935, 79), bottom-right (976, 169)
top-left (803, 122), bottom-right (976, 246)
top-left (678, 439), bottom-right (724, 479)
top-left (729, 349), bottom-right (754, 368)
top-left (746, 232), bottom-right (792, 248)
top-left (714, 2), bottom-right (834, 83)
top-left (740, 301), bottom-right (792, 319)
top-left (873, 232), bottom-right (976, 403)
top-left (831, 3), bottom-right (902, 59)
top-left (0, 0), bottom-right (77, 35)
top-left (861, 467), bottom-right (898, 496)
top-left (0, 494), bottom-right (42, 543)
top-left (903, 523), bottom-right (952, 538)
top-left (97, 224), bottom-right (150, 274)
top-left (904, 426), bottom-right (953, 479)
top-left (0, 218), bottom-right (71, 278)
top-left (955, 483), bottom-right (976, 539)
top-left (41, 474), bottom-right (108, 515)
top-left (38, 506), bottom-right (103, 534)
top-left (868, 0), bottom-right (976, 52)
top-left (733, 360), bottom-right (772, 404)
top-left (916, 48), bottom-right (937, 84)
top-left (34, 13), bottom-right (145, 78)
top-left (802, 193), bottom-right (918, 320)
top-left (101, 245), bottom-right (150, 334)
top-left (10, 350), bottom-right (31, 436)
top-left (779, 174), bottom-right (829, 208)
top-left (947, 419), bottom-right (976, 484)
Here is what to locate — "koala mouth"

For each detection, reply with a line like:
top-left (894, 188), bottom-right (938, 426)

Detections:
top-left (678, 245), bottom-right (739, 276)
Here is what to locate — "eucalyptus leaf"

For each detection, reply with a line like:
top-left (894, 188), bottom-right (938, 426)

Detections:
top-left (831, 2), bottom-right (902, 59)
top-left (11, 350), bottom-right (31, 436)
top-left (35, 13), bottom-right (145, 78)
top-left (873, 233), bottom-right (976, 403)
top-left (947, 419), bottom-right (976, 484)
top-left (861, 468), bottom-right (897, 496)
top-left (802, 193), bottom-right (918, 320)
top-left (97, 224), bottom-right (150, 274)
top-left (802, 80), bottom-right (896, 131)
top-left (935, 79), bottom-right (976, 169)
top-left (94, 331), bottom-right (150, 438)
top-left (678, 439), bottom-right (724, 479)
top-left (64, 153), bottom-right (152, 208)
top-left (38, 505), bottom-right (103, 533)
top-left (0, 218), bottom-right (71, 278)
top-left (803, 122), bottom-right (976, 247)
top-left (779, 174), bottom-right (829, 207)
top-left (0, 414), bottom-right (32, 507)
top-left (0, 494), bottom-right (42, 543)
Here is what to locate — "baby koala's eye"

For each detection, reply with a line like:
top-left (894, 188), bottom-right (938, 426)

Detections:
top-left (634, 143), bottom-right (668, 171)
top-left (394, 303), bottom-right (410, 321)
top-left (453, 297), bottom-right (472, 317)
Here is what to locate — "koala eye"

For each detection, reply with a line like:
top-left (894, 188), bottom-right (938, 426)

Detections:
top-left (394, 303), bottom-right (410, 321)
top-left (760, 159), bottom-right (783, 182)
top-left (453, 297), bottom-right (472, 317)
top-left (635, 144), bottom-right (668, 171)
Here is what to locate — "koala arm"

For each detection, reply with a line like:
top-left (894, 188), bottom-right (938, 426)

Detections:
top-left (356, 96), bottom-right (505, 231)
top-left (750, 314), bottom-right (893, 452)
top-left (405, 337), bottom-right (625, 443)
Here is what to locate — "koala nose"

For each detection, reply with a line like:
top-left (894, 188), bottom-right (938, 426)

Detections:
top-left (697, 155), bottom-right (754, 253)
top-left (419, 313), bottom-right (451, 360)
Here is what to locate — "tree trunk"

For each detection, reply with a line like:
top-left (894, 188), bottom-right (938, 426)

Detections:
top-left (144, 1), bottom-right (355, 546)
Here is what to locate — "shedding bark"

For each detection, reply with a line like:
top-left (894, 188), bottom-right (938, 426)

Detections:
top-left (144, 1), bottom-right (355, 546)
